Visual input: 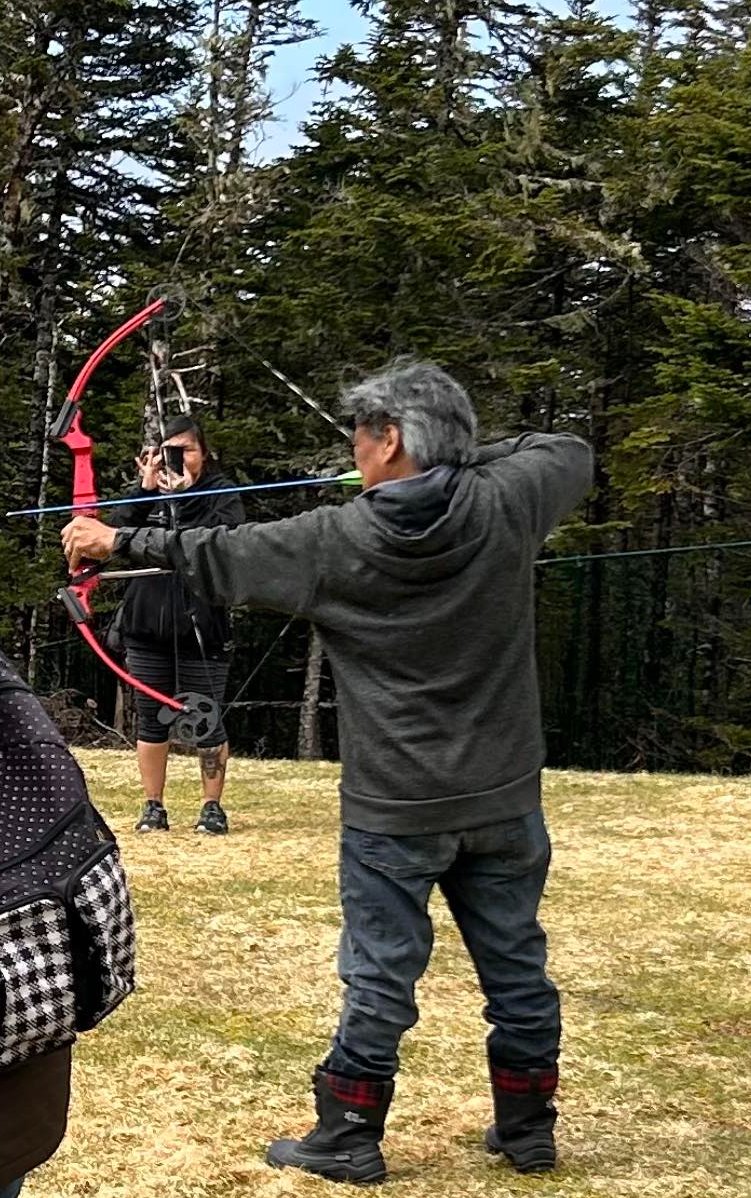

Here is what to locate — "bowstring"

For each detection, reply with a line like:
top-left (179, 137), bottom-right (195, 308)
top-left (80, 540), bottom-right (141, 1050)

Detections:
top-left (149, 302), bottom-right (235, 735)
top-left (168, 280), bottom-right (353, 722)
top-left (148, 309), bottom-right (191, 709)
top-left (178, 286), bottom-right (354, 445)
top-left (156, 271), bottom-right (353, 730)
top-left (221, 616), bottom-right (296, 716)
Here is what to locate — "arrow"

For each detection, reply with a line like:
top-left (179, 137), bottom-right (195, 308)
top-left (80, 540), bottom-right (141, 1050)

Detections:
top-left (6, 471), bottom-right (364, 518)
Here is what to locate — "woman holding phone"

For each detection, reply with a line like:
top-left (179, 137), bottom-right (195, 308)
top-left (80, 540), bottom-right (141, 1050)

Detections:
top-left (110, 416), bottom-right (244, 834)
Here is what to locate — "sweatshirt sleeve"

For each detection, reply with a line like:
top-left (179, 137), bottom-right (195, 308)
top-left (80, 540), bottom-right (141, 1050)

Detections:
top-left (476, 432), bottom-right (594, 542)
top-left (118, 507), bottom-right (328, 617)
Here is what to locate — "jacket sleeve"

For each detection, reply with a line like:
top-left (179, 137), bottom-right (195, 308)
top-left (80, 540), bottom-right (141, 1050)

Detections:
top-left (108, 487), bottom-right (161, 529)
top-left (196, 489), bottom-right (245, 530)
top-left (0, 1045), bottom-right (71, 1188)
top-left (119, 507), bottom-right (330, 617)
top-left (476, 432), bottom-right (594, 542)
top-left (110, 481), bottom-right (244, 532)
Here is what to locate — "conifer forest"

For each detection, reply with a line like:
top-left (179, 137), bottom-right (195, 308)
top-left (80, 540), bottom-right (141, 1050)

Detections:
top-left (2, 0), bottom-right (750, 772)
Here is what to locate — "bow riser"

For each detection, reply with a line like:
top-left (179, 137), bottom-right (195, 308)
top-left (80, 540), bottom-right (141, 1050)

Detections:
top-left (56, 409), bottom-right (99, 515)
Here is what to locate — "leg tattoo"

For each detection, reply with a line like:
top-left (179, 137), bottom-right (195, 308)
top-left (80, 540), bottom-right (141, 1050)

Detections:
top-left (197, 741), bottom-right (229, 807)
top-left (199, 746), bottom-right (226, 783)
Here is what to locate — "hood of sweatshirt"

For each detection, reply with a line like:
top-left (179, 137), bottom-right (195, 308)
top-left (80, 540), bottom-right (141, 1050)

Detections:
top-left (351, 464), bottom-right (490, 582)
top-left (364, 466), bottom-right (461, 534)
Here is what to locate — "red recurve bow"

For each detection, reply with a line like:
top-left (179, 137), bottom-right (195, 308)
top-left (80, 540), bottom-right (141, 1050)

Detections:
top-left (50, 293), bottom-right (219, 744)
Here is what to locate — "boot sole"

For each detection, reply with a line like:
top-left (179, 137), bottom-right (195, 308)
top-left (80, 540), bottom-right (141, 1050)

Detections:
top-left (486, 1127), bottom-right (556, 1174)
top-left (266, 1143), bottom-right (386, 1184)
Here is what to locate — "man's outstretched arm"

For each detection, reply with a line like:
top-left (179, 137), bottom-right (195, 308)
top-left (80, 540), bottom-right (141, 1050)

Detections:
top-left (62, 509), bottom-right (328, 618)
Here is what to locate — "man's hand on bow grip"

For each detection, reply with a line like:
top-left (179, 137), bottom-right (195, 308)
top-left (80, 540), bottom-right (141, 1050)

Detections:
top-left (61, 517), bottom-right (117, 572)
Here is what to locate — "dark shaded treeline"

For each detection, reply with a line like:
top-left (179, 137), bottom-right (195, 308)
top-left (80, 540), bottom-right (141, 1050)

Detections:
top-left (2, 0), bottom-right (750, 770)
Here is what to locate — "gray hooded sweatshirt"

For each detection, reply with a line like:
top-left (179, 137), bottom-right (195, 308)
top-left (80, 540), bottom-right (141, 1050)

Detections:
top-left (117, 433), bottom-right (593, 834)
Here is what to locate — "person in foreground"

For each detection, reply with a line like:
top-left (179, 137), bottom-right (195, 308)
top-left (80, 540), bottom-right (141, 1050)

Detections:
top-left (0, 1045), bottom-right (72, 1197)
top-left (109, 415), bottom-right (244, 834)
top-left (62, 360), bottom-right (594, 1183)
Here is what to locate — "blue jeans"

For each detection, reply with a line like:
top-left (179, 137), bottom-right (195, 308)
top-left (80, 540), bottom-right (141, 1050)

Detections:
top-left (327, 809), bottom-right (560, 1079)
top-left (0, 1180), bottom-right (23, 1198)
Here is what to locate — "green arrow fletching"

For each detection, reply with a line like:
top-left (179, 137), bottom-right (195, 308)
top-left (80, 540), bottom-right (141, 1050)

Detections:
top-left (336, 470), bottom-right (363, 487)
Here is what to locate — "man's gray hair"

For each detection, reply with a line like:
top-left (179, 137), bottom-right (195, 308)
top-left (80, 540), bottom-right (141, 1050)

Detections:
top-left (340, 359), bottom-right (477, 469)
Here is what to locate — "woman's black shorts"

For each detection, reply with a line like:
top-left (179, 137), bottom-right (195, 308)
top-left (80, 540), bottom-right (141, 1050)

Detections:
top-left (124, 648), bottom-right (230, 746)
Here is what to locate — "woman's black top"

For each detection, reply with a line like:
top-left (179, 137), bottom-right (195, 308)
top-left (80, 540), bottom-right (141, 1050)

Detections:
top-left (109, 471), bottom-right (244, 658)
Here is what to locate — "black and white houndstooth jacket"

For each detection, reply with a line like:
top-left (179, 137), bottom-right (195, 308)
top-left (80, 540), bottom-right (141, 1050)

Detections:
top-left (0, 653), bottom-right (136, 1069)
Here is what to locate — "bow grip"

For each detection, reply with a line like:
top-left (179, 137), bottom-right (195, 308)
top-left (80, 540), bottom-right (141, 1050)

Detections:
top-left (57, 585), bottom-right (88, 624)
top-left (50, 398), bottom-right (79, 439)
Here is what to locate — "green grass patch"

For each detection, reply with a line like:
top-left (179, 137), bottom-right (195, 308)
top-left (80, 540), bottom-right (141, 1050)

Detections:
top-left (28, 757), bottom-right (751, 1198)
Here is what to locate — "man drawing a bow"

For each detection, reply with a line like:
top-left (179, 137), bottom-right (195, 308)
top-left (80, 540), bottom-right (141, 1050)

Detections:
top-left (62, 359), bottom-right (593, 1184)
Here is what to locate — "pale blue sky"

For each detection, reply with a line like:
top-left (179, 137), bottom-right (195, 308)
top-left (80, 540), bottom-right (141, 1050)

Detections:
top-left (263, 0), bottom-right (629, 161)
top-left (263, 0), bottom-right (368, 160)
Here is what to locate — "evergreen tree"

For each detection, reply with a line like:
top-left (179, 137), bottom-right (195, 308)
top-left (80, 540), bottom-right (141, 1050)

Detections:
top-left (0, 0), bottom-right (199, 667)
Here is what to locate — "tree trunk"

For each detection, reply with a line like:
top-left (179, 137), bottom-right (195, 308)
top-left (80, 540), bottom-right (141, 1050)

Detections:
top-left (434, 1), bottom-right (463, 135)
top-left (297, 624), bottom-right (323, 759)
top-left (27, 321), bottom-right (59, 688)
top-left (21, 158), bottom-right (68, 670)
top-left (226, 3), bottom-right (263, 173)
top-left (113, 682), bottom-right (136, 742)
top-left (144, 336), bottom-right (172, 443)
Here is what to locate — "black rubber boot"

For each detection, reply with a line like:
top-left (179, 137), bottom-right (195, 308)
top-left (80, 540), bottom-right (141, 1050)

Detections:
top-left (485, 1059), bottom-right (558, 1174)
top-left (266, 1067), bottom-right (394, 1184)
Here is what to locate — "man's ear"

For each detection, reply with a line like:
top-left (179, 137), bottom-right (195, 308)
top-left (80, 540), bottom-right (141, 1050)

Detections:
top-left (381, 422), bottom-right (402, 463)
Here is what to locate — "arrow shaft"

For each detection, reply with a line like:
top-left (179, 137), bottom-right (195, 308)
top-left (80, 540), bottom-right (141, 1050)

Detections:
top-left (7, 473), bottom-right (359, 518)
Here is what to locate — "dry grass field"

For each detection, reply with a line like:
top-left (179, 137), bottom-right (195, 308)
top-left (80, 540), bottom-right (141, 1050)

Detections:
top-left (27, 752), bottom-right (751, 1198)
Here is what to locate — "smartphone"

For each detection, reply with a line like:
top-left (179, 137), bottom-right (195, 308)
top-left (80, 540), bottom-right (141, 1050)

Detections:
top-left (162, 444), bottom-right (185, 475)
